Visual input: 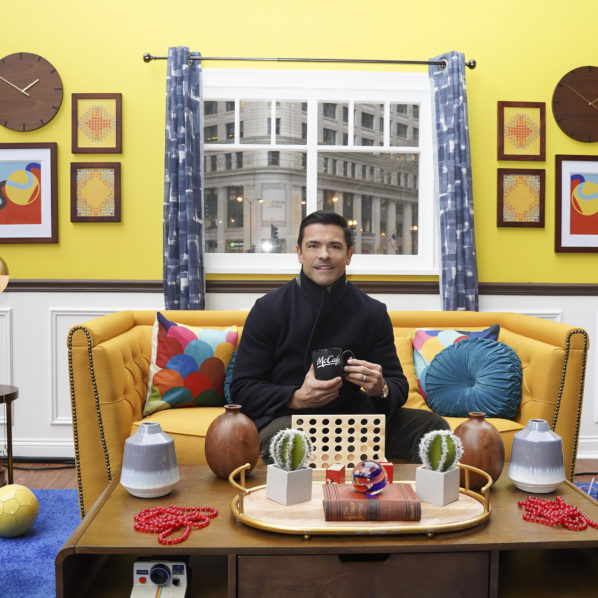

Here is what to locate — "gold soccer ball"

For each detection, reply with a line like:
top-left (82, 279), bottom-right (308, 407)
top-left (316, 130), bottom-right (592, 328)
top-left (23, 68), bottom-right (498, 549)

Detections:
top-left (0, 484), bottom-right (39, 537)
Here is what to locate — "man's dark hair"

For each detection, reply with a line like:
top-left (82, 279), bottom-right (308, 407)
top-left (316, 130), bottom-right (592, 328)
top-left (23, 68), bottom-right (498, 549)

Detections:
top-left (297, 210), bottom-right (352, 250)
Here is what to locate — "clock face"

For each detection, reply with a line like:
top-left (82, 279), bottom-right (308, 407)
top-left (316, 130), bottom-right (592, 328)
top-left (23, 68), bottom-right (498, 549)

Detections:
top-left (552, 66), bottom-right (598, 142)
top-left (0, 52), bottom-right (63, 132)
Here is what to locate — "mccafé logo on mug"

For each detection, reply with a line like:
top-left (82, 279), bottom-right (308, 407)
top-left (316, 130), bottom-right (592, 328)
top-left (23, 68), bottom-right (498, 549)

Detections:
top-left (312, 348), bottom-right (355, 380)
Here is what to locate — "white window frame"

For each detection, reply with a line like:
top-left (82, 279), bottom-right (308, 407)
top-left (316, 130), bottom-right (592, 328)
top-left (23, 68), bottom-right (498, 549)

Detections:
top-left (202, 68), bottom-right (438, 275)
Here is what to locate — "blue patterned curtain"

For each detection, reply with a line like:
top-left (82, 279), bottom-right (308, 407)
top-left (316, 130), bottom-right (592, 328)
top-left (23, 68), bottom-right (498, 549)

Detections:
top-left (429, 52), bottom-right (478, 311)
top-left (163, 46), bottom-right (204, 309)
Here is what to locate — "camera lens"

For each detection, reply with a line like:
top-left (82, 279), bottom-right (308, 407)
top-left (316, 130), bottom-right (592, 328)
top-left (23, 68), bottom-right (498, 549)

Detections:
top-left (149, 564), bottom-right (171, 586)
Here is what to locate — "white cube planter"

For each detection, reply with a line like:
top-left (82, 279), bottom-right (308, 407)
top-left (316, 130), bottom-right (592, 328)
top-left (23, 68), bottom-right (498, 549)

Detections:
top-left (415, 465), bottom-right (460, 506)
top-left (266, 464), bottom-right (313, 505)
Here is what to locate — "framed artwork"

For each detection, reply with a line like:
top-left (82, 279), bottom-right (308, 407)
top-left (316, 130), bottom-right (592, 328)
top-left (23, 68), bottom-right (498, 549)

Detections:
top-left (497, 101), bottom-right (545, 161)
top-left (0, 142), bottom-right (58, 243)
top-left (72, 93), bottom-right (122, 153)
top-left (71, 162), bottom-right (121, 222)
top-left (497, 168), bottom-right (545, 228)
top-left (555, 155), bottom-right (598, 252)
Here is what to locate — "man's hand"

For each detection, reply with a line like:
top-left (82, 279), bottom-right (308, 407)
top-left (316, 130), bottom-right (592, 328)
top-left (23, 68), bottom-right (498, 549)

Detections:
top-left (343, 357), bottom-right (385, 397)
top-left (287, 365), bottom-right (343, 409)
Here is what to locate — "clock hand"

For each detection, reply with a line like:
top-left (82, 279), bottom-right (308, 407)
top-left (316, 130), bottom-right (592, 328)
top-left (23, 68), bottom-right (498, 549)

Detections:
top-left (565, 83), bottom-right (598, 109)
top-left (21, 78), bottom-right (39, 93)
top-left (0, 75), bottom-right (30, 96)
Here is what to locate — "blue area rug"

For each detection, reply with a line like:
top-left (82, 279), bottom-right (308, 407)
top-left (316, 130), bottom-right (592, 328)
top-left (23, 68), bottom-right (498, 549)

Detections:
top-left (0, 489), bottom-right (80, 598)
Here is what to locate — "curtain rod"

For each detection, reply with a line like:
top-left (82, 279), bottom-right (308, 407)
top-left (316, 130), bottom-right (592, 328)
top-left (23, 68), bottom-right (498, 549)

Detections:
top-left (142, 53), bottom-right (476, 69)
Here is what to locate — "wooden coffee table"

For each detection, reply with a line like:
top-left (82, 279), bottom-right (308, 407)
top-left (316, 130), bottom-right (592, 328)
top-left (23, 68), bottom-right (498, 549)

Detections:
top-left (56, 464), bottom-right (598, 598)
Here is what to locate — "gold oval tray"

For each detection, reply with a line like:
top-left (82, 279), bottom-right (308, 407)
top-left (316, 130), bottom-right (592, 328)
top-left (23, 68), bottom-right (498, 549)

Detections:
top-left (229, 463), bottom-right (492, 538)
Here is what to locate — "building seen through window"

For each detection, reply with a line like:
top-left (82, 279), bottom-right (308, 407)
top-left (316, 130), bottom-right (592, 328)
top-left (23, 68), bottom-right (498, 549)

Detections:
top-left (203, 94), bottom-right (421, 257)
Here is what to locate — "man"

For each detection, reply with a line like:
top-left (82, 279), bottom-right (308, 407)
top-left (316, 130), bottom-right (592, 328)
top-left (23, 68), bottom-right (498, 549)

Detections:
top-left (230, 210), bottom-right (449, 462)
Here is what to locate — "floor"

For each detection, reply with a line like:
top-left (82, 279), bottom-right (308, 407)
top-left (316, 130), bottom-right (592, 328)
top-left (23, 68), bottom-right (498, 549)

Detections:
top-left (4, 459), bottom-right (598, 490)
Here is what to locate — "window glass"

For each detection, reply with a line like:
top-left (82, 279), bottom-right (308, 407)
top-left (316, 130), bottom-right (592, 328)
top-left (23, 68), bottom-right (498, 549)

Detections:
top-left (240, 100), bottom-right (270, 144)
top-left (202, 70), bottom-right (434, 274)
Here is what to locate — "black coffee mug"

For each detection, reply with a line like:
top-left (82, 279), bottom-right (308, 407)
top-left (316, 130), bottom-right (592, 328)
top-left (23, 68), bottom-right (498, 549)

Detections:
top-left (312, 348), bottom-right (355, 380)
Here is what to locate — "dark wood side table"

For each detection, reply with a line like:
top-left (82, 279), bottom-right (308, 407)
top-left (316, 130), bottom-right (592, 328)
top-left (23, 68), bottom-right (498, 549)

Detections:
top-left (0, 384), bottom-right (18, 486)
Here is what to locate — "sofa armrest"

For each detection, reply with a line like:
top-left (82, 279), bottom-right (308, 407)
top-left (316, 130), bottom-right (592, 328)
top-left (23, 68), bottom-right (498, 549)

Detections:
top-left (68, 311), bottom-right (152, 516)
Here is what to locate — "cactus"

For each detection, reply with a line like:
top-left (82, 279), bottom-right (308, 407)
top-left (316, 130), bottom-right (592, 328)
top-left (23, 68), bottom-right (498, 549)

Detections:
top-left (418, 430), bottom-right (463, 472)
top-left (269, 428), bottom-right (313, 471)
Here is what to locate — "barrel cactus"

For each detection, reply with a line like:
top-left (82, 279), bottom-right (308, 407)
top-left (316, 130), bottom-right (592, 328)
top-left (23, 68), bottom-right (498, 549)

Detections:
top-left (418, 430), bottom-right (463, 472)
top-left (269, 428), bottom-right (313, 471)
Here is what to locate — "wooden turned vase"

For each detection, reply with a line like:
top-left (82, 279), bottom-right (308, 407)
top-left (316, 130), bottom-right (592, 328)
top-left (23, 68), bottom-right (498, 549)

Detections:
top-left (454, 412), bottom-right (505, 490)
top-left (205, 404), bottom-right (260, 479)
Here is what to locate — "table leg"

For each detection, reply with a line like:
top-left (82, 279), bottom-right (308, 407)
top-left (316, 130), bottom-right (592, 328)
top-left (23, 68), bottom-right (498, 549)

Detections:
top-left (4, 399), bottom-right (13, 484)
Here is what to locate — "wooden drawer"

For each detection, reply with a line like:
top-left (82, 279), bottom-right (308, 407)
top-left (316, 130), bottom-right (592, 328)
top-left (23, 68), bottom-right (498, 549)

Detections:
top-left (237, 551), bottom-right (490, 598)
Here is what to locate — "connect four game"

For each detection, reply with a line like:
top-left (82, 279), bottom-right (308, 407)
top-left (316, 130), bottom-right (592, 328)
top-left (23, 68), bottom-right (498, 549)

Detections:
top-left (292, 414), bottom-right (386, 469)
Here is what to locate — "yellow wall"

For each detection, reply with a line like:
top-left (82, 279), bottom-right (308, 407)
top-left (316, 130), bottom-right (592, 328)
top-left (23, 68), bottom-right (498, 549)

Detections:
top-left (2, 0), bottom-right (597, 282)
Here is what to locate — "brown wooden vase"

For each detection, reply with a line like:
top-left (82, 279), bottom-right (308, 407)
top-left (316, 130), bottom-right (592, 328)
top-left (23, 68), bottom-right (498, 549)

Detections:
top-left (204, 404), bottom-right (260, 479)
top-left (454, 412), bottom-right (505, 490)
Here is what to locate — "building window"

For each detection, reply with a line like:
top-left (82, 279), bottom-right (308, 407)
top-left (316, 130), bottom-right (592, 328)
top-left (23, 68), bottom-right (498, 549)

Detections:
top-left (236, 151), bottom-right (243, 168)
top-left (226, 101), bottom-right (235, 111)
top-left (225, 153), bottom-right (232, 169)
top-left (205, 101), bottom-right (218, 115)
top-left (322, 128), bottom-right (336, 145)
top-left (267, 118), bottom-right (281, 135)
top-left (209, 154), bottom-right (217, 171)
top-left (205, 188), bottom-right (218, 229)
top-left (204, 125), bottom-right (218, 143)
top-left (227, 186), bottom-right (244, 228)
top-left (361, 112), bottom-right (374, 129)
top-left (226, 122), bottom-right (234, 139)
top-left (323, 103), bottom-right (336, 118)
top-left (397, 123), bottom-right (408, 138)
top-left (268, 151), bottom-right (280, 166)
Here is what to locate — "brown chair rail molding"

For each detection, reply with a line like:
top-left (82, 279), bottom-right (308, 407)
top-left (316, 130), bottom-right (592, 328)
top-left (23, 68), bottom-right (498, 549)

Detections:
top-left (5, 279), bottom-right (598, 296)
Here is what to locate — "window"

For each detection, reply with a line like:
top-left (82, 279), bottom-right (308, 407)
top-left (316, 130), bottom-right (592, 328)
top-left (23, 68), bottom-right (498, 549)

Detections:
top-left (204, 125), bottom-right (218, 143)
top-left (202, 69), bottom-right (434, 274)
top-left (205, 101), bottom-right (218, 115)
top-left (361, 112), bottom-right (374, 129)
top-left (323, 103), bottom-right (337, 118)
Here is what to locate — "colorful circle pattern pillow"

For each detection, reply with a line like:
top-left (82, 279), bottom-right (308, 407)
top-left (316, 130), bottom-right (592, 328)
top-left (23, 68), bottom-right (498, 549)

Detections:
top-left (423, 337), bottom-right (522, 419)
top-left (411, 324), bottom-right (500, 399)
top-left (143, 312), bottom-right (239, 416)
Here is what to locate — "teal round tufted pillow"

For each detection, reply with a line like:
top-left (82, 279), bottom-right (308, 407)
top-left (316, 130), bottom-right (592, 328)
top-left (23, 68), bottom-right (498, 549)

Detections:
top-left (423, 338), bottom-right (522, 419)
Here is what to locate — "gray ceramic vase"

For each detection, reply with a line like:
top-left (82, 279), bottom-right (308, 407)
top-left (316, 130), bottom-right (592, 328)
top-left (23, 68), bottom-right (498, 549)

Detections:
top-left (507, 419), bottom-right (565, 493)
top-left (120, 421), bottom-right (180, 498)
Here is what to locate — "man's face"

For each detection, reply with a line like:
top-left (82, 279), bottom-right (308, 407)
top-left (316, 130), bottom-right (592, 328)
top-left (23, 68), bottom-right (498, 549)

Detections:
top-left (297, 223), bottom-right (353, 288)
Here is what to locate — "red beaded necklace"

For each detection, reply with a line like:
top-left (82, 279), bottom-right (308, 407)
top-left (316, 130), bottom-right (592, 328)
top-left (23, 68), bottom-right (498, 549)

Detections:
top-left (518, 496), bottom-right (598, 531)
top-left (134, 505), bottom-right (218, 545)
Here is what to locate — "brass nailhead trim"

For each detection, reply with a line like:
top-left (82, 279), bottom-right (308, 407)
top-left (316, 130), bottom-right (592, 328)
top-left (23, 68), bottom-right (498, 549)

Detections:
top-left (67, 326), bottom-right (112, 518)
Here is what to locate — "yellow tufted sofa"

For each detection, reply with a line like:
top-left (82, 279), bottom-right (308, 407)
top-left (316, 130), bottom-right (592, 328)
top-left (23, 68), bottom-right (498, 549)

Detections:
top-left (68, 310), bottom-right (589, 517)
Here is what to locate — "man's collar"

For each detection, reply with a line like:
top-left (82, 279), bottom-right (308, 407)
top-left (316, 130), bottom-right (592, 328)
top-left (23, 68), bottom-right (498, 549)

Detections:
top-left (296, 268), bottom-right (347, 296)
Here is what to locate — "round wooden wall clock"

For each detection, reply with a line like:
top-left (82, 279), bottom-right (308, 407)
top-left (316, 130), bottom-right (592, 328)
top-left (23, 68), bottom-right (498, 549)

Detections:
top-left (0, 52), bottom-right (63, 132)
top-left (552, 65), bottom-right (598, 142)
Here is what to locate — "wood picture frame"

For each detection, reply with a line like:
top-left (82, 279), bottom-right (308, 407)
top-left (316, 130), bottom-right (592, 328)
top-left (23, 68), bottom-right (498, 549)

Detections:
top-left (497, 101), bottom-right (545, 161)
top-left (0, 142), bottom-right (58, 243)
top-left (555, 155), bottom-right (598, 252)
top-left (72, 93), bottom-right (122, 153)
top-left (70, 162), bottom-right (121, 222)
top-left (497, 168), bottom-right (545, 228)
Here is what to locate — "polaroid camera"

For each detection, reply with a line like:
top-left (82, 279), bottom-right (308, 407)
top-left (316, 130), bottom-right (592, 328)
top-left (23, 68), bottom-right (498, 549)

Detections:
top-left (130, 560), bottom-right (188, 598)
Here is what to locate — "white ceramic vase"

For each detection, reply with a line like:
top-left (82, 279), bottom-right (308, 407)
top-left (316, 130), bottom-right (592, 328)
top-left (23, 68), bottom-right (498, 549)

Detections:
top-left (508, 419), bottom-right (565, 493)
top-left (120, 421), bottom-right (180, 498)
top-left (266, 464), bottom-right (313, 505)
top-left (415, 465), bottom-right (460, 506)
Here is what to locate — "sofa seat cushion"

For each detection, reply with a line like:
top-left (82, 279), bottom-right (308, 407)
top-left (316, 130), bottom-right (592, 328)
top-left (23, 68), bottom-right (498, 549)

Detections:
top-left (132, 407), bottom-right (225, 465)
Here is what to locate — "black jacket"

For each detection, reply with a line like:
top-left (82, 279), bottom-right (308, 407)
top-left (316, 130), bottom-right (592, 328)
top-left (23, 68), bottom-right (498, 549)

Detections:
top-left (230, 269), bottom-right (409, 430)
